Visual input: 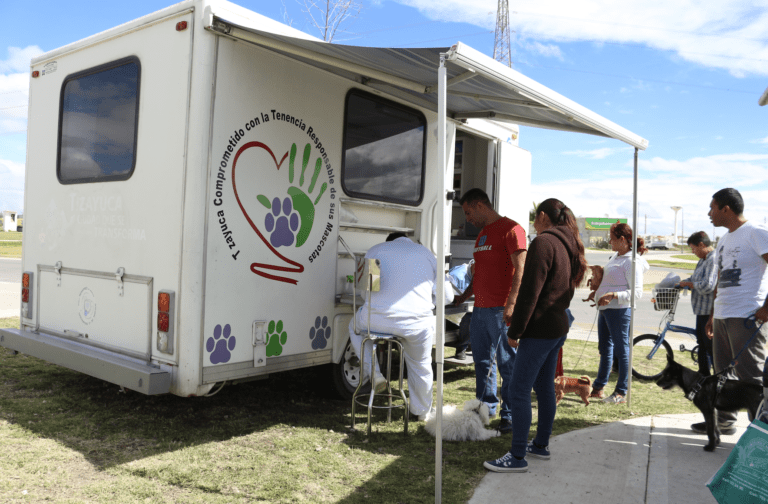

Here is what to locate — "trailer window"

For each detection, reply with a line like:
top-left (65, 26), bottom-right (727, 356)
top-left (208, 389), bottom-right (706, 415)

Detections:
top-left (57, 57), bottom-right (140, 184)
top-left (342, 90), bottom-right (426, 205)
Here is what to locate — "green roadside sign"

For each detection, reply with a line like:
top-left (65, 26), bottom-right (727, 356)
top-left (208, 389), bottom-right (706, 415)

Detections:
top-left (584, 217), bottom-right (627, 230)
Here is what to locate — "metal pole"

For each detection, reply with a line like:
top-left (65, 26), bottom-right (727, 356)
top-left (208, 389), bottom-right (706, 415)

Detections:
top-left (434, 54), bottom-right (448, 504)
top-left (627, 147), bottom-right (639, 408)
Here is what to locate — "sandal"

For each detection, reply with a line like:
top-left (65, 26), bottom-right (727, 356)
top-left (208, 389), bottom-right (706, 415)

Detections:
top-left (589, 388), bottom-right (604, 399)
top-left (602, 392), bottom-right (626, 404)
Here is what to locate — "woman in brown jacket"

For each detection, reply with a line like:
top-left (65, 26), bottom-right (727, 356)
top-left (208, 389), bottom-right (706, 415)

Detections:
top-left (484, 198), bottom-right (587, 473)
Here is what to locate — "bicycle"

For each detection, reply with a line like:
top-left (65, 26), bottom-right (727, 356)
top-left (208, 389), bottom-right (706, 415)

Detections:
top-left (632, 287), bottom-right (706, 380)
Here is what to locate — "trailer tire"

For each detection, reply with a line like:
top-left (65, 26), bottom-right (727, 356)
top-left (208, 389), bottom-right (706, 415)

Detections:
top-left (332, 339), bottom-right (368, 400)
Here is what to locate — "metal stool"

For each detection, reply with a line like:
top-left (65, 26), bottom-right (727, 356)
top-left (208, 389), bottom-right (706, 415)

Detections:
top-left (346, 255), bottom-right (409, 435)
top-left (351, 332), bottom-right (409, 435)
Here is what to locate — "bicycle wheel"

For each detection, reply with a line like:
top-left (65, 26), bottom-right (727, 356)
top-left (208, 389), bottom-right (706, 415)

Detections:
top-left (632, 334), bottom-right (673, 380)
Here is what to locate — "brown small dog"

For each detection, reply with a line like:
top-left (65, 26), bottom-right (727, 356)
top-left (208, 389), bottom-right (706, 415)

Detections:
top-left (555, 375), bottom-right (593, 405)
top-left (583, 265), bottom-right (604, 306)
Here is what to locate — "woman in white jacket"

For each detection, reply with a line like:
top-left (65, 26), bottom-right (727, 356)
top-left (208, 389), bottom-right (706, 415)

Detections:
top-left (591, 222), bottom-right (649, 404)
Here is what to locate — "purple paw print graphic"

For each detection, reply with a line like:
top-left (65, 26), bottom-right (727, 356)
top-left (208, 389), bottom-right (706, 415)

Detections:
top-left (206, 323), bottom-right (236, 364)
top-left (309, 316), bottom-right (331, 350)
top-left (264, 196), bottom-right (299, 248)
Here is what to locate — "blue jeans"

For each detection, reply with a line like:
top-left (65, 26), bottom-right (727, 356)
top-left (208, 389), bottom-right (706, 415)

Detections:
top-left (593, 308), bottom-right (631, 395)
top-left (470, 307), bottom-right (516, 420)
top-left (510, 335), bottom-right (566, 458)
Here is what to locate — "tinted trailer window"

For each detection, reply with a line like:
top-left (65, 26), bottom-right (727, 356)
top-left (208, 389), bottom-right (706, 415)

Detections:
top-left (341, 90), bottom-right (426, 205)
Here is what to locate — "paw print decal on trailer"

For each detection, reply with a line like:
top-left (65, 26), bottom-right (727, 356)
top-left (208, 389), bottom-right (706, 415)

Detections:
top-left (266, 320), bottom-right (288, 356)
top-left (207, 324), bottom-right (236, 364)
top-left (309, 316), bottom-right (331, 350)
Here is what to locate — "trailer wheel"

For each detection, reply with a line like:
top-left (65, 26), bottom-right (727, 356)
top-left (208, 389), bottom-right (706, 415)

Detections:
top-left (331, 339), bottom-right (368, 400)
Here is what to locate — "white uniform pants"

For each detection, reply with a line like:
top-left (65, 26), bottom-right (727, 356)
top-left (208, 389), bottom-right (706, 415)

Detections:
top-left (348, 309), bottom-right (434, 417)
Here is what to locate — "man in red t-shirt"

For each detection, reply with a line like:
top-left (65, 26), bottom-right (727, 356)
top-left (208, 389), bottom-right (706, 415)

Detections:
top-left (455, 188), bottom-right (527, 433)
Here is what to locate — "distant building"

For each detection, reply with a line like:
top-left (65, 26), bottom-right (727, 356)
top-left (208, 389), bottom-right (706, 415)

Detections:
top-left (2, 211), bottom-right (18, 232)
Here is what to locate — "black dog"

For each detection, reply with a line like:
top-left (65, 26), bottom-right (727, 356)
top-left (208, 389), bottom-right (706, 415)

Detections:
top-left (656, 353), bottom-right (763, 451)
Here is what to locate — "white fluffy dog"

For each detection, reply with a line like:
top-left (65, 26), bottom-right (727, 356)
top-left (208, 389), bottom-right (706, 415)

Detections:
top-left (424, 398), bottom-right (500, 441)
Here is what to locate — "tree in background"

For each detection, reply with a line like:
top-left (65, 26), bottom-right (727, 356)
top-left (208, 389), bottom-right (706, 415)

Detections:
top-left (282, 0), bottom-right (362, 42)
top-left (529, 201), bottom-right (538, 223)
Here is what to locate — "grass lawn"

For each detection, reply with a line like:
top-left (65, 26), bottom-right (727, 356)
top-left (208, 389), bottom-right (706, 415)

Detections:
top-left (0, 316), bottom-right (697, 503)
top-left (0, 232), bottom-right (22, 258)
top-left (670, 254), bottom-right (697, 261)
top-left (646, 260), bottom-right (695, 270)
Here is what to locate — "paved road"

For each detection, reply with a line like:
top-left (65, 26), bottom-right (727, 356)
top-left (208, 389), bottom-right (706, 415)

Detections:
top-left (0, 257), bottom-right (21, 283)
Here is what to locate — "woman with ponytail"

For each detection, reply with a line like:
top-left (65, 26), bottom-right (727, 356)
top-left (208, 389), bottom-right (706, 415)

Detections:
top-left (590, 222), bottom-right (649, 404)
top-left (484, 198), bottom-right (587, 473)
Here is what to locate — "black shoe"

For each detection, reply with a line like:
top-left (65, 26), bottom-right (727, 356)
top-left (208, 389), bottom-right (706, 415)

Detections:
top-left (454, 349), bottom-right (467, 360)
top-left (496, 418), bottom-right (513, 434)
top-left (691, 421), bottom-right (736, 435)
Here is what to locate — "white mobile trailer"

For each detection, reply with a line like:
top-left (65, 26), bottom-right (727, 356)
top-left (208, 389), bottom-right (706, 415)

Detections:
top-left (1, 0), bottom-right (646, 399)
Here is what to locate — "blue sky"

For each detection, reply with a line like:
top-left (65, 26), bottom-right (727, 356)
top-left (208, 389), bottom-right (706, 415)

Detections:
top-left (2, 0), bottom-right (768, 239)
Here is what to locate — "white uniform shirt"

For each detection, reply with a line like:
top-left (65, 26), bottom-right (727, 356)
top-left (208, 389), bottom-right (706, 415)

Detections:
top-left (360, 237), bottom-right (453, 329)
top-left (595, 251), bottom-right (650, 310)
top-left (713, 221), bottom-right (768, 318)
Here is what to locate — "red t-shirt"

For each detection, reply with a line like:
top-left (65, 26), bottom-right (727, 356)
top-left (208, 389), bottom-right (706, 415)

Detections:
top-left (472, 217), bottom-right (527, 308)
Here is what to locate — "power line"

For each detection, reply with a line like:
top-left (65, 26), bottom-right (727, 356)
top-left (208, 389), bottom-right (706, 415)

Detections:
top-left (516, 32), bottom-right (768, 64)
top-left (512, 10), bottom-right (768, 43)
top-left (517, 61), bottom-right (757, 95)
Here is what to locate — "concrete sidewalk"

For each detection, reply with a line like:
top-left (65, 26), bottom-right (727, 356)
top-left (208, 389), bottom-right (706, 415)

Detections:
top-left (469, 412), bottom-right (751, 504)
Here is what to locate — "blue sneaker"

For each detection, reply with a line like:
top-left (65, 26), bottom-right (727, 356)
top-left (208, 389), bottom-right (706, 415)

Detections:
top-left (526, 442), bottom-right (550, 460)
top-left (483, 452), bottom-right (528, 473)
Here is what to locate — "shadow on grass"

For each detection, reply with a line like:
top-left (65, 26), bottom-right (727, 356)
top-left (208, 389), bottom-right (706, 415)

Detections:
top-left (0, 350), bottom-right (355, 467)
top-left (0, 349), bottom-right (516, 503)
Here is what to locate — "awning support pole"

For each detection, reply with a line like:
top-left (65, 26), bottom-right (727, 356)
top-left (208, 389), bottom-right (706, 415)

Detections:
top-left (434, 54), bottom-right (448, 504)
top-left (627, 147), bottom-right (639, 408)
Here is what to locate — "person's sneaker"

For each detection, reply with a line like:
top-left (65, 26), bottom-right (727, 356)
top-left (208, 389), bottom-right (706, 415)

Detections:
top-left (454, 349), bottom-right (467, 360)
top-left (691, 421), bottom-right (736, 435)
top-left (483, 452), bottom-right (528, 473)
top-left (602, 392), bottom-right (626, 404)
top-left (496, 418), bottom-right (513, 434)
top-left (589, 388), bottom-right (605, 399)
top-left (526, 442), bottom-right (550, 460)
top-left (409, 407), bottom-right (436, 422)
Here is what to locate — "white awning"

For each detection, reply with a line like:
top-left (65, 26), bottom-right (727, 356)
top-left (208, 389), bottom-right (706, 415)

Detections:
top-left (204, 11), bottom-right (648, 149)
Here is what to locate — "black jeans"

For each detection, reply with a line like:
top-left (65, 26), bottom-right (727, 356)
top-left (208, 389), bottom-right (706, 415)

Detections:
top-left (695, 314), bottom-right (713, 376)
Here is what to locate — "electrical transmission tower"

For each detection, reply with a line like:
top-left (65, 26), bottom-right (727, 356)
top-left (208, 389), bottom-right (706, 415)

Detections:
top-left (493, 0), bottom-right (512, 67)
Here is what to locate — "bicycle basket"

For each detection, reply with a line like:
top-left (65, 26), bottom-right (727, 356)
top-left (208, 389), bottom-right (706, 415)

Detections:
top-left (652, 287), bottom-right (680, 311)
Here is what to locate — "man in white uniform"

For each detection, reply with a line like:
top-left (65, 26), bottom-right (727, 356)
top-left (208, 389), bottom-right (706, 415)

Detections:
top-left (348, 233), bottom-right (454, 420)
top-left (693, 188), bottom-right (768, 434)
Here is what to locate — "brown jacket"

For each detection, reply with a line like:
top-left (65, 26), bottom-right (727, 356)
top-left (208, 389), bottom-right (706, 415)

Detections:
top-left (507, 226), bottom-right (577, 340)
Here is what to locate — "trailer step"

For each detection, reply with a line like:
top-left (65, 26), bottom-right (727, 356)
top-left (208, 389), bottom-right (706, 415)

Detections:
top-left (0, 328), bottom-right (170, 395)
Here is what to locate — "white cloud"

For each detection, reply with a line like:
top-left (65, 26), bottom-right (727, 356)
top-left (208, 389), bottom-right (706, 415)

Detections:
top-left (524, 41), bottom-right (563, 60)
top-left (396, 0), bottom-right (768, 77)
top-left (531, 152), bottom-right (768, 236)
top-left (0, 158), bottom-right (25, 212)
top-left (0, 46), bottom-right (43, 73)
top-left (751, 135), bottom-right (768, 144)
top-left (562, 147), bottom-right (621, 159)
top-left (0, 47), bottom-right (42, 136)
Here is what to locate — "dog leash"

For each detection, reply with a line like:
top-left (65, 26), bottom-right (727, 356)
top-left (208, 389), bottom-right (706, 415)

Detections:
top-left (571, 308), bottom-right (599, 371)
